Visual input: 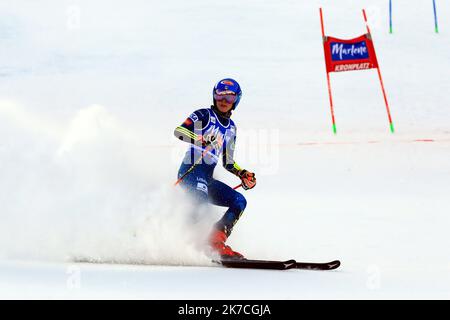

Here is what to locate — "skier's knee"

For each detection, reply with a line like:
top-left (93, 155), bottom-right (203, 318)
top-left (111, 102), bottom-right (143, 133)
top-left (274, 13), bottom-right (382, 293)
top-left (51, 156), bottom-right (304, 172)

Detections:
top-left (234, 193), bottom-right (247, 212)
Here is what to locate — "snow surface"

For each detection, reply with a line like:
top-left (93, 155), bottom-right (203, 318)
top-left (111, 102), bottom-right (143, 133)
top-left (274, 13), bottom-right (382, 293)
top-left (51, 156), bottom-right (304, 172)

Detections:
top-left (0, 0), bottom-right (449, 299)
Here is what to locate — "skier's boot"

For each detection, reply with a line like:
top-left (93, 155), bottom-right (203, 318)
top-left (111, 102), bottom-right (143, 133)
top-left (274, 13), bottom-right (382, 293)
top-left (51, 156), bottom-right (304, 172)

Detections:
top-left (209, 229), bottom-right (244, 260)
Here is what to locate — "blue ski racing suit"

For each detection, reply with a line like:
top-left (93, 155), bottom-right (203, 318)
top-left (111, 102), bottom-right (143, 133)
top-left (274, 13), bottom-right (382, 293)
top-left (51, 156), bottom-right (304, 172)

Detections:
top-left (174, 107), bottom-right (247, 236)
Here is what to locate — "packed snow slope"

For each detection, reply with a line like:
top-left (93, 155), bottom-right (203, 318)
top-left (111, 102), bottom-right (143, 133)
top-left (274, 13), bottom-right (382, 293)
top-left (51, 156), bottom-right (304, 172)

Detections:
top-left (0, 0), bottom-right (449, 299)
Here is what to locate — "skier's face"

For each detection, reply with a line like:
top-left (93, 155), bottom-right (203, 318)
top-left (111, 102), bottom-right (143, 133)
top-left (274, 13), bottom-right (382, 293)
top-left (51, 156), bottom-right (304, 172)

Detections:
top-left (216, 98), bottom-right (234, 113)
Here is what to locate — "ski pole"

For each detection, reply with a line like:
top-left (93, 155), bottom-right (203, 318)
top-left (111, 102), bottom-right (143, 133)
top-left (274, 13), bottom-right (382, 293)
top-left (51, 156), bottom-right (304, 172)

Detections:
top-left (174, 145), bottom-right (213, 186)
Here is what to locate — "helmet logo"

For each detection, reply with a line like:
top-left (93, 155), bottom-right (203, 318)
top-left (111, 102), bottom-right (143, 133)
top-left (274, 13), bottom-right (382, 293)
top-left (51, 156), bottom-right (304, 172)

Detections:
top-left (220, 80), bottom-right (234, 86)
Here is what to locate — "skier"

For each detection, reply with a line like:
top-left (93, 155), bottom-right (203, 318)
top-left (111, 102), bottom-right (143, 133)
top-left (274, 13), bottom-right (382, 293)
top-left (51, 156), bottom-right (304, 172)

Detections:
top-left (174, 78), bottom-right (256, 259)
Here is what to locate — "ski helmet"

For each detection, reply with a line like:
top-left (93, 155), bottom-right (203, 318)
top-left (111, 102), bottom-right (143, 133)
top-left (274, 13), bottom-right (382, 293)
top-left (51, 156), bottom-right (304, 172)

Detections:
top-left (212, 78), bottom-right (242, 110)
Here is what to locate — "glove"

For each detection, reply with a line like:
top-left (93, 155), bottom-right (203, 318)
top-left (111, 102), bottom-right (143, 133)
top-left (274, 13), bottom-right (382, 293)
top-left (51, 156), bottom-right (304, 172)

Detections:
top-left (196, 134), bottom-right (222, 151)
top-left (238, 169), bottom-right (256, 190)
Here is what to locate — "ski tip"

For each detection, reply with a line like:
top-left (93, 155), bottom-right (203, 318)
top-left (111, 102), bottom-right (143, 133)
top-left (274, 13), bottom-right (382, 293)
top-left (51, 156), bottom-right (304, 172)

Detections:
top-left (329, 260), bottom-right (341, 270)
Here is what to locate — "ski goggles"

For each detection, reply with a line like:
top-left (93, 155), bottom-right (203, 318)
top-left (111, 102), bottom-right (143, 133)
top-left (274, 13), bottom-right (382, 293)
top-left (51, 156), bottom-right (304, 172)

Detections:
top-left (214, 91), bottom-right (237, 103)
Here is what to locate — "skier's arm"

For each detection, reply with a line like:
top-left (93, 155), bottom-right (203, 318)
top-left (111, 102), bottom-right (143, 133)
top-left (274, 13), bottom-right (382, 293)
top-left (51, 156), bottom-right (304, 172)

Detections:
top-left (174, 109), bottom-right (209, 145)
top-left (223, 138), bottom-right (256, 190)
top-left (174, 123), bottom-right (200, 145)
top-left (222, 135), bottom-right (243, 175)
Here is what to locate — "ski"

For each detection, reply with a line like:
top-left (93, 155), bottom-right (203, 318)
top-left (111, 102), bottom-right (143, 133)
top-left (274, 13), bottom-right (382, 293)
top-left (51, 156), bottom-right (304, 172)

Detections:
top-left (217, 258), bottom-right (340, 271)
top-left (295, 260), bottom-right (340, 270)
top-left (218, 259), bottom-right (297, 270)
top-left (73, 257), bottom-right (340, 271)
